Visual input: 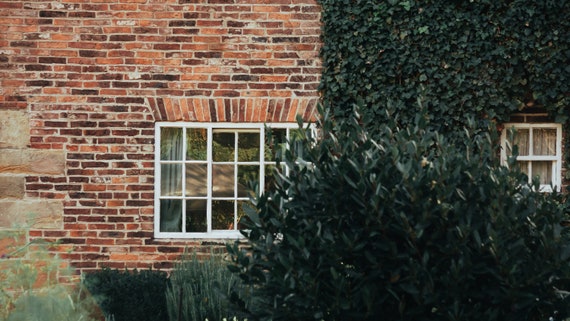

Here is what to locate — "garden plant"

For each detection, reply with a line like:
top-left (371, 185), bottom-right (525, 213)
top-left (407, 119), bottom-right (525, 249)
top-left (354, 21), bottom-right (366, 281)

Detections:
top-left (228, 107), bottom-right (570, 321)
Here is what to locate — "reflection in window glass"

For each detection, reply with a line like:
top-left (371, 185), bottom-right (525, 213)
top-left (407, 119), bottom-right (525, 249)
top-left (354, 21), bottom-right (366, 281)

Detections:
top-left (187, 128), bottom-right (207, 160)
top-left (237, 201), bottom-right (249, 230)
top-left (213, 132), bottom-right (235, 162)
top-left (160, 199), bottom-right (182, 232)
top-left (185, 164), bottom-right (208, 197)
top-left (264, 164), bottom-right (285, 192)
top-left (212, 200), bottom-right (234, 230)
top-left (186, 200), bottom-right (207, 232)
top-left (238, 132), bottom-right (260, 161)
top-left (238, 165), bottom-right (259, 197)
top-left (212, 165), bottom-right (235, 197)
top-left (266, 129), bottom-right (287, 161)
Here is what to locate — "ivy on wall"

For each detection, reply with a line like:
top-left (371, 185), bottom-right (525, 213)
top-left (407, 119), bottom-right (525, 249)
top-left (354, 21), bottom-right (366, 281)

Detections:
top-left (317, 0), bottom-right (569, 180)
top-left (318, 0), bottom-right (568, 125)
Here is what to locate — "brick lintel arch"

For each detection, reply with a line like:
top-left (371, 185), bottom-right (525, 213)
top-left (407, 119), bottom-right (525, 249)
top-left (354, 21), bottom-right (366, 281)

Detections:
top-left (148, 97), bottom-right (319, 123)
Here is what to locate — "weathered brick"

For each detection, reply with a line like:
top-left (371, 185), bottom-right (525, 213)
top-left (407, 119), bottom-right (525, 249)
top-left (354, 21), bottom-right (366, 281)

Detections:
top-left (39, 11), bottom-right (66, 17)
top-left (1, 0), bottom-right (322, 274)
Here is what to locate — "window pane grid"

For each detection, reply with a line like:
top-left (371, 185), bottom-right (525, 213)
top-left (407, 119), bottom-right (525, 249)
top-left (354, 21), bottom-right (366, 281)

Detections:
top-left (501, 123), bottom-right (561, 192)
top-left (156, 123), bottom-right (299, 238)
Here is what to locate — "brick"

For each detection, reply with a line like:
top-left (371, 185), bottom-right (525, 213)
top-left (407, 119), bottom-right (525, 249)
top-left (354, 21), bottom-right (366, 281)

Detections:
top-left (38, 57), bottom-right (66, 64)
top-left (39, 11), bottom-right (67, 17)
top-left (109, 34), bottom-right (136, 42)
top-left (0, 0), bottom-right (323, 274)
top-left (79, 50), bottom-right (106, 58)
top-left (25, 64), bottom-right (51, 71)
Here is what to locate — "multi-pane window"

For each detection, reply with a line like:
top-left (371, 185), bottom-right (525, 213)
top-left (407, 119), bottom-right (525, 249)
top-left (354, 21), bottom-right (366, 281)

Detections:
top-left (501, 123), bottom-right (562, 192)
top-left (155, 123), bottom-right (296, 238)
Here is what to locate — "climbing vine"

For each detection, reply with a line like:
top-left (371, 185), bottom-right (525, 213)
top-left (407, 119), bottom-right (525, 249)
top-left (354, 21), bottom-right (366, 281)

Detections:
top-left (317, 0), bottom-right (569, 179)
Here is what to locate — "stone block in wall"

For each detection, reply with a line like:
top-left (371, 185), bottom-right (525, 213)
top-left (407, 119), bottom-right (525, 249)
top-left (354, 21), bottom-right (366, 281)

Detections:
top-left (0, 150), bottom-right (65, 175)
top-left (0, 110), bottom-right (29, 149)
top-left (0, 200), bottom-right (63, 229)
top-left (0, 177), bottom-right (25, 199)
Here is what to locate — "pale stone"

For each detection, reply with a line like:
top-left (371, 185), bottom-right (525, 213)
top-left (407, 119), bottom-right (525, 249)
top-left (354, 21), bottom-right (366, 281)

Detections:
top-left (0, 177), bottom-right (25, 199)
top-left (0, 110), bottom-right (29, 149)
top-left (0, 200), bottom-right (63, 229)
top-left (0, 150), bottom-right (65, 175)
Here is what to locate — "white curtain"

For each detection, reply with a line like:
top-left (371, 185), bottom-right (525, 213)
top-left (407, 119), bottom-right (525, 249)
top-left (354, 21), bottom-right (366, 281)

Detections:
top-left (160, 128), bottom-right (184, 232)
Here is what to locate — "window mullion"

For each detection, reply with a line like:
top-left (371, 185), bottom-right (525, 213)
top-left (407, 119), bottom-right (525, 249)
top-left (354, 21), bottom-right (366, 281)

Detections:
top-left (154, 125), bottom-right (162, 236)
top-left (181, 127), bottom-right (187, 233)
top-left (234, 131), bottom-right (239, 230)
top-left (207, 126), bottom-right (213, 234)
top-left (529, 127), bottom-right (534, 157)
top-left (260, 127), bottom-right (265, 195)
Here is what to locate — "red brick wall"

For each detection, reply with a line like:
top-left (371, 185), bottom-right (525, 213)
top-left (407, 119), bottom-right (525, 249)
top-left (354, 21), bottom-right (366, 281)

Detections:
top-left (1, 0), bottom-right (321, 272)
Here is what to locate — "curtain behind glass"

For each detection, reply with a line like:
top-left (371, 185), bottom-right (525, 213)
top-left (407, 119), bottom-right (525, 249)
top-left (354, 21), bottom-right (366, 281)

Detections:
top-left (160, 128), bottom-right (184, 232)
top-left (533, 128), bottom-right (556, 156)
top-left (161, 128), bottom-right (183, 196)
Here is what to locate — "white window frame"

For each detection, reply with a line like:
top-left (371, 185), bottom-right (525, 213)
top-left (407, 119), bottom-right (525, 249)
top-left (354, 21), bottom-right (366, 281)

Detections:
top-left (500, 122), bottom-right (562, 192)
top-left (154, 122), bottom-right (302, 239)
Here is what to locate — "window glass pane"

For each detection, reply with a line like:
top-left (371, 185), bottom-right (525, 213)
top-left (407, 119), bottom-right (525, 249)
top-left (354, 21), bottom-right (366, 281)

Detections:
top-left (186, 200), bottom-right (207, 232)
top-left (213, 132), bottom-right (235, 162)
top-left (264, 164), bottom-right (285, 192)
top-left (160, 199), bottom-right (182, 232)
top-left (238, 132), bottom-right (260, 162)
top-left (266, 129), bottom-right (287, 161)
top-left (532, 161), bottom-right (553, 185)
top-left (237, 201), bottom-right (249, 230)
top-left (517, 161), bottom-right (529, 177)
top-left (533, 128), bottom-right (557, 156)
top-left (161, 164), bottom-right (183, 196)
top-left (212, 200), bottom-right (234, 230)
top-left (185, 164), bottom-right (207, 196)
top-left (513, 128), bottom-right (529, 156)
top-left (238, 165), bottom-right (259, 197)
top-left (212, 164), bottom-right (235, 197)
top-left (187, 128), bottom-right (207, 160)
top-left (161, 128), bottom-right (183, 160)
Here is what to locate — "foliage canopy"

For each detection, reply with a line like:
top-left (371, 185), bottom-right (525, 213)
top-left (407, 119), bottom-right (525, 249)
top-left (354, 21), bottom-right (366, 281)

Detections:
top-left (228, 108), bottom-right (570, 321)
top-left (318, 0), bottom-right (569, 128)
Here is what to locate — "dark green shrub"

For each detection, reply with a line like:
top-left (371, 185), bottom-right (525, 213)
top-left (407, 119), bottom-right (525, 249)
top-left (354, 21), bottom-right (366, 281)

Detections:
top-left (82, 268), bottom-right (169, 321)
top-left (228, 107), bottom-right (570, 321)
top-left (166, 252), bottom-right (250, 321)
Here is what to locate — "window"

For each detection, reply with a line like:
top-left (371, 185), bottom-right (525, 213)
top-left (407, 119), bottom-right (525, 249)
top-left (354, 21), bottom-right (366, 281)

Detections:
top-left (154, 122), bottom-right (299, 238)
top-left (501, 123), bottom-right (562, 192)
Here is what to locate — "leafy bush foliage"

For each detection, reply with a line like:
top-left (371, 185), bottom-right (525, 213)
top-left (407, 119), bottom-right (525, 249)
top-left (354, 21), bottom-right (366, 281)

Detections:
top-left (82, 268), bottom-right (169, 321)
top-left (166, 252), bottom-right (250, 321)
top-left (228, 108), bottom-right (570, 321)
top-left (318, 0), bottom-right (569, 126)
